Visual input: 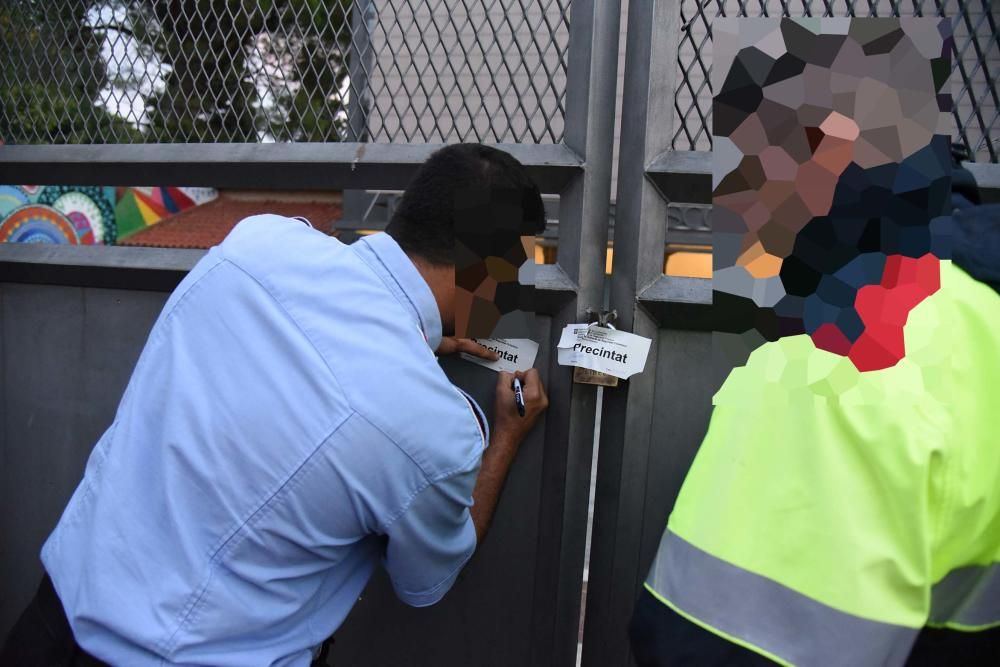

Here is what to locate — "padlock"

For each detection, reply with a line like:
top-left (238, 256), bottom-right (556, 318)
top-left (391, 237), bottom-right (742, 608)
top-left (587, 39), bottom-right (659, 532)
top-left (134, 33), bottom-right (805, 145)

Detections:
top-left (573, 366), bottom-right (619, 387)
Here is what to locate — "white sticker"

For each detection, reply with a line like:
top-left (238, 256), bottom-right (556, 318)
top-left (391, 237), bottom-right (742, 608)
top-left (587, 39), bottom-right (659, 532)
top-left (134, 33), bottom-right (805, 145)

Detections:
top-left (556, 324), bottom-right (651, 379)
top-left (460, 338), bottom-right (539, 373)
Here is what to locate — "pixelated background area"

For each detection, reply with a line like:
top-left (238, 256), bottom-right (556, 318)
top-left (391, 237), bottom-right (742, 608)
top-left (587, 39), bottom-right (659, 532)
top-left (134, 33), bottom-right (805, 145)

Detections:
top-left (712, 18), bottom-right (954, 380)
top-left (454, 184), bottom-right (538, 339)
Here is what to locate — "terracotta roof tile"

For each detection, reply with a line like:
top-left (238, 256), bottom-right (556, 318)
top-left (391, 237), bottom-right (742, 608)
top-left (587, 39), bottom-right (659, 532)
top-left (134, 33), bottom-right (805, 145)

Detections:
top-left (118, 196), bottom-right (342, 249)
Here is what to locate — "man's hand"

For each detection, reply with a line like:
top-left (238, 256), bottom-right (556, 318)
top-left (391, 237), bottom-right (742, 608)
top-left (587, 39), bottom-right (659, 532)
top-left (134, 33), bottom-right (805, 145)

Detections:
top-left (470, 368), bottom-right (548, 543)
top-left (493, 369), bottom-right (548, 443)
top-left (436, 337), bottom-right (499, 361)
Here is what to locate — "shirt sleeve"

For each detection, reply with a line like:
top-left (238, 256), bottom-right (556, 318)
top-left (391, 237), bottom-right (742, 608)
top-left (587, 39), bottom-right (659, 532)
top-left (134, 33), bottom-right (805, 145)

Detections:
top-left (382, 464), bottom-right (480, 607)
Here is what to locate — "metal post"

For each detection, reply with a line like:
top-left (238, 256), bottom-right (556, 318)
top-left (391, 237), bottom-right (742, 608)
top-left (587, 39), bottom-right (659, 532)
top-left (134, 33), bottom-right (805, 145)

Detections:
top-left (527, 0), bottom-right (621, 665)
top-left (341, 0), bottom-right (378, 233)
top-left (346, 0), bottom-right (375, 143)
top-left (582, 0), bottom-right (682, 664)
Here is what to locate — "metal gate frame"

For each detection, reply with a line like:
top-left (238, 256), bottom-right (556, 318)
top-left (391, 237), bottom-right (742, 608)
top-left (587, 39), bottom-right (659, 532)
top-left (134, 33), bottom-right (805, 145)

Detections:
top-left (0, 2), bottom-right (619, 665)
top-left (581, 3), bottom-right (698, 665)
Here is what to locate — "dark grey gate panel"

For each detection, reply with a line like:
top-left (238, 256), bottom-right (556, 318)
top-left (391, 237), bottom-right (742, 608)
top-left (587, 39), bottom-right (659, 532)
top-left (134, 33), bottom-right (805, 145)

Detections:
top-left (0, 281), bottom-right (170, 636)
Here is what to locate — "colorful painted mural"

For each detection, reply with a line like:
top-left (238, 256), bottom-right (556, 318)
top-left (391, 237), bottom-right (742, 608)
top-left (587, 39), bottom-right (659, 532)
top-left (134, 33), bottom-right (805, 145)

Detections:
top-left (0, 186), bottom-right (217, 245)
top-left (115, 187), bottom-right (218, 239)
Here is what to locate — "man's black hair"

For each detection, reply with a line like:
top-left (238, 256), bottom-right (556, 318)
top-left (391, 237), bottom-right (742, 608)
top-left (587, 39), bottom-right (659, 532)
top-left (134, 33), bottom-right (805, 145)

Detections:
top-left (385, 143), bottom-right (546, 265)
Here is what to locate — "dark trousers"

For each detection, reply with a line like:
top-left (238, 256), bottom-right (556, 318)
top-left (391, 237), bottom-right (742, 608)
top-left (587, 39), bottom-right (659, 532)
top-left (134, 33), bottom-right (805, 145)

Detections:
top-left (629, 588), bottom-right (773, 666)
top-left (1, 575), bottom-right (338, 666)
top-left (0, 574), bottom-right (107, 667)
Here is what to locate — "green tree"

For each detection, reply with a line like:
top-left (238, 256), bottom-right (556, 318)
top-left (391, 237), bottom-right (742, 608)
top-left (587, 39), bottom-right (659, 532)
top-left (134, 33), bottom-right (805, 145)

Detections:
top-left (0, 0), bottom-right (143, 143)
top-left (265, 0), bottom-right (353, 142)
top-left (129, 0), bottom-right (352, 143)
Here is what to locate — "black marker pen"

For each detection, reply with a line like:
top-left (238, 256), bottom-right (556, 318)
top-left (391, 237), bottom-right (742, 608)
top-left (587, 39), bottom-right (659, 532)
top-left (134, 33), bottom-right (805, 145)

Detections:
top-left (512, 377), bottom-right (526, 417)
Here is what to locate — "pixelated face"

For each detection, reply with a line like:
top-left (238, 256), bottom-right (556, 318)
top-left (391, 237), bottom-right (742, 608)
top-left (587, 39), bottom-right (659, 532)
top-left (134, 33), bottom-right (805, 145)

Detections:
top-left (453, 184), bottom-right (537, 338)
top-left (712, 18), bottom-right (954, 371)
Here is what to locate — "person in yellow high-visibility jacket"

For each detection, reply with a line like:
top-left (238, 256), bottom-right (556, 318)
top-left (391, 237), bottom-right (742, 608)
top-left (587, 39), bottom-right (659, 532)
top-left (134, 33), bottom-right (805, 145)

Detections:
top-left (631, 255), bottom-right (1000, 666)
top-left (631, 17), bottom-right (1000, 667)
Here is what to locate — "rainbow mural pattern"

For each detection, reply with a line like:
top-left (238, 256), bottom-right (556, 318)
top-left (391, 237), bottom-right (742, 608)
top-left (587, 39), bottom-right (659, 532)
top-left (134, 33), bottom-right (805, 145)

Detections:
top-left (0, 185), bottom-right (217, 245)
top-left (115, 187), bottom-right (218, 239)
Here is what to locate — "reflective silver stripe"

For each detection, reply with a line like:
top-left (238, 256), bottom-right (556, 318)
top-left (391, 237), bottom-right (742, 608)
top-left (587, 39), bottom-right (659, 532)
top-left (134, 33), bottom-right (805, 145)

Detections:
top-left (646, 529), bottom-right (918, 667)
top-left (930, 563), bottom-right (1000, 628)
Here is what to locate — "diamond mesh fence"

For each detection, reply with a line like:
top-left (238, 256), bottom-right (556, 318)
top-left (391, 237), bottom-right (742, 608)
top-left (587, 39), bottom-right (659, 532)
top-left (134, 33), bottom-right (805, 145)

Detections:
top-left (364, 0), bottom-right (571, 143)
top-left (673, 0), bottom-right (999, 162)
top-left (0, 0), bottom-right (571, 145)
top-left (2, 1), bottom-right (992, 156)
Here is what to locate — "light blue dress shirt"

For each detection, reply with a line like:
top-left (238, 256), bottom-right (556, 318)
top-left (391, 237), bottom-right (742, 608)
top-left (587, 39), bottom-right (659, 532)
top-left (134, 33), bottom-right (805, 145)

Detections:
top-left (41, 216), bottom-right (489, 666)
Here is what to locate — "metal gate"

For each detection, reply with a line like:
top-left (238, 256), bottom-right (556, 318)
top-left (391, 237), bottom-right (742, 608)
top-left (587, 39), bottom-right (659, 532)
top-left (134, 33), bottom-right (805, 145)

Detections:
top-left (583, 1), bottom-right (999, 666)
top-left (0, 1), bottom-right (619, 665)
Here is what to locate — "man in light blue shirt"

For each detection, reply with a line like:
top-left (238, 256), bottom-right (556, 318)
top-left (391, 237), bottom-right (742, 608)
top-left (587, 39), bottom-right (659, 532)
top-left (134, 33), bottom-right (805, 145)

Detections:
top-left (2, 144), bottom-right (549, 666)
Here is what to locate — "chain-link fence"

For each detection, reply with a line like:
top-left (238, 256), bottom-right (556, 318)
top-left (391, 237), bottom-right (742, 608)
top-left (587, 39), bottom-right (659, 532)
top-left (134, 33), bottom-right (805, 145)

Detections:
top-left (673, 0), bottom-right (999, 161)
top-left (0, 0), bottom-right (571, 145)
top-left (0, 1), bottom-right (994, 156)
top-left (1, 1), bottom-right (346, 143)
top-left (362, 0), bottom-right (571, 143)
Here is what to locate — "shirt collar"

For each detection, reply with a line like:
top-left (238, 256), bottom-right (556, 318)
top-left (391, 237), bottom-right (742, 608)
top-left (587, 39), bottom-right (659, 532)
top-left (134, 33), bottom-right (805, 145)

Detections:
top-left (352, 232), bottom-right (443, 352)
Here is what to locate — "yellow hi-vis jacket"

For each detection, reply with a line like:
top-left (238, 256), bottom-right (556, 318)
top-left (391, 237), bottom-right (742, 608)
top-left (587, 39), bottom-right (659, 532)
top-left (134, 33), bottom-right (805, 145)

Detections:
top-left (645, 261), bottom-right (1000, 666)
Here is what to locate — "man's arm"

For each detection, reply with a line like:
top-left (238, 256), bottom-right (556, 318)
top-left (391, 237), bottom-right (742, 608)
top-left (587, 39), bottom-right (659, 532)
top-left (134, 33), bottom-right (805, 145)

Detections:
top-left (469, 368), bottom-right (547, 543)
top-left (379, 367), bottom-right (547, 607)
